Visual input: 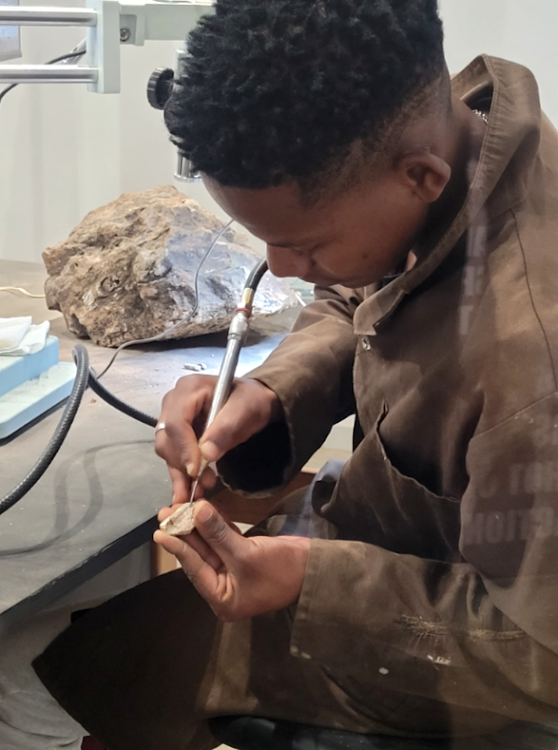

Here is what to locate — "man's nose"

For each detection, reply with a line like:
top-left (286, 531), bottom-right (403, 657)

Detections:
top-left (266, 246), bottom-right (311, 278)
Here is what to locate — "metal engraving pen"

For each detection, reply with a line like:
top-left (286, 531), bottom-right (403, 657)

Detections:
top-left (188, 259), bottom-right (269, 504)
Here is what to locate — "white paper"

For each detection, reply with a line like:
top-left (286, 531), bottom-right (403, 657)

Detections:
top-left (0, 317), bottom-right (50, 356)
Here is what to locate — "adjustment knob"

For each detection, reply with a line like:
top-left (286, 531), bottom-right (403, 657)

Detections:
top-left (147, 67), bottom-right (175, 110)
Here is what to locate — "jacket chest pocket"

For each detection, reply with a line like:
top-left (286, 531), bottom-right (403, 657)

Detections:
top-left (317, 403), bottom-right (464, 562)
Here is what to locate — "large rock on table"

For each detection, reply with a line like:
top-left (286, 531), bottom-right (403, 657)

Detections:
top-left (43, 186), bottom-right (297, 348)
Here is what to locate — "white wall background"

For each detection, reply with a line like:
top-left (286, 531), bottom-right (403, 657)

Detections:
top-left (0, 0), bottom-right (557, 263)
top-left (439, 0), bottom-right (558, 125)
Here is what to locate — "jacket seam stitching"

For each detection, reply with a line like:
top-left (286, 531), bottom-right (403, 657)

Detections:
top-left (469, 209), bottom-right (558, 441)
top-left (512, 208), bottom-right (558, 391)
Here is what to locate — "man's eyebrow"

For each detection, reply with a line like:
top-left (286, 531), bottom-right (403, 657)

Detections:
top-left (267, 238), bottom-right (316, 248)
top-left (269, 241), bottom-right (297, 248)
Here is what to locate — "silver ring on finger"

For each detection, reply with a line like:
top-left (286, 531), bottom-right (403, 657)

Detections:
top-left (155, 422), bottom-right (166, 435)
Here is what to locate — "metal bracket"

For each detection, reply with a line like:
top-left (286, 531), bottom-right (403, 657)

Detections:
top-left (0, 0), bottom-right (213, 93)
top-left (86, 0), bottom-right (121, 92)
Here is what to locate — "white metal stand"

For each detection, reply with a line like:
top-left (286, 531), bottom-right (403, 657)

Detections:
top-left (0, 0), bottom-right (212, 93)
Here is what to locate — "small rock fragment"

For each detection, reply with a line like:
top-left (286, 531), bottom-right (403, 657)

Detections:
top-left (160, 502), bottom-right (198, 536)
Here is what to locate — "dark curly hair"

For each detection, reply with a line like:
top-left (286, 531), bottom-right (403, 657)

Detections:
top-left (165, 0), bottom-right (447, 196)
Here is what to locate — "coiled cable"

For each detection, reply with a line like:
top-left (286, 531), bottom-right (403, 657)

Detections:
top-left (88, 367), bottom-right (157, 428)
top-left (0, 345), bottom-right (157, 517)
top-left (0, 255), bottom-right (267, 517)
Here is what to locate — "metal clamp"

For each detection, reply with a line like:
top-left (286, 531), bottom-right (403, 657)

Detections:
top-left (0, 0), bottom-right (213, 93)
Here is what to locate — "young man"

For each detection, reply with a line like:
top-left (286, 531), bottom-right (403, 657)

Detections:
top-left (12, 0), bottom-right (558, 748)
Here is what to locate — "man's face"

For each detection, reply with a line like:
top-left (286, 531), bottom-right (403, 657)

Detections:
top-left (203, 170), bottom-right (430, 288)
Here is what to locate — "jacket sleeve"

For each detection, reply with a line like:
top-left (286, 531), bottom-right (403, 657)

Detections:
top-left (290, 392), bottom-right (558, 722)
top-left (217, 285), bottom-right (361, 494)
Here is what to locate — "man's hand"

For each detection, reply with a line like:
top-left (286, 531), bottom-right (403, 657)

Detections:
top-left (154, 501), bottom-right (310, 621)
top-left (154, 375), bottom-right (282, 506)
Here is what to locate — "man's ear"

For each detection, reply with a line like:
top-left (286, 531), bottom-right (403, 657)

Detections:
top-left (396, 151), bottom-right (452, 204)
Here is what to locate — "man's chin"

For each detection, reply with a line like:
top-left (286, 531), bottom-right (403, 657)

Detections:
top-left (301, 274), bottom-right (345, 287)
top-left (302, 275), bottom-right (375, 289)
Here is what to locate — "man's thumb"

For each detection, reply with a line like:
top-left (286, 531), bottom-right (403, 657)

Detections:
top-left (194, 501), bottom-right (238, 555)
top-left (199, 389), bottom-right (257, 463)
top-left (199, 439), bottom-right (220, 463)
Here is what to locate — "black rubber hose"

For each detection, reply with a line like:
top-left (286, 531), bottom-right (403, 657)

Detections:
top-left (0, 345), bottom-right (90, 516)
top-left (88, 369), bottom-right (157, 428)
top-left (0, 345), bottom-right (157, 517)
top-left (0, 257), bottom-right (267, 516)
top-left (245, 259), bottom-right (268, 291)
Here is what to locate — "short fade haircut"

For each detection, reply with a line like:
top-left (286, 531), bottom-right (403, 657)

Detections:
top-left (165, 0), bottom-right (447, 198)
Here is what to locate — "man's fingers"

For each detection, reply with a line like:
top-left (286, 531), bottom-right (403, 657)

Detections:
top-left (197, 465), bottom-right (217, 495)
top-left (155, 507), bottom-right (223, 571)
top-left (153, 530), bottom-right (220, 600)
top-left (158, 503), bottom-right (242, 535)
top-left (160, 465), bottom-right (215, 515)
top-left (175, 422), bottom-right (202, 478)
top-left (184, 529), bottom-right (223, 571)
top-left (154, 524), bottom-right (223, 572)
top-left (193, 501), bottom-right (244, 560)
top-left (158, 378), bottom-right (216, 476)
top-left (155, 376), bottom-right (278, 481)
top-left (168, 466), bottom-right (190, 506)
top-left (154, 427), bottom-right (193, 480)
top-left (199, 400), bottom-right (243, 462)
top-left (155, 415), bottom-right (201, 478)
top-left (199, 385), bottom-right (266, 463)
top-left (228, 522), bottom-right (242, 535)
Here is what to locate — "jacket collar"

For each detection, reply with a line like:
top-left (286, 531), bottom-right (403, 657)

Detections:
top-left (354, 55), bottom-right (542, 336)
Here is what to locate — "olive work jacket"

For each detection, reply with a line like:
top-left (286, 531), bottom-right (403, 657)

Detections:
top-left (218, 55), bottom-right (558, 724)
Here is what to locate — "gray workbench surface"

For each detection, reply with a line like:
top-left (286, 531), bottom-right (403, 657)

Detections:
top-left (0, 259), bottom-right (293, 632)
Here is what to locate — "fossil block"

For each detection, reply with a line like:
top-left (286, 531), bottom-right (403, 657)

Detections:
top-left (43, 186), bottom-right (297, 347)
top-left (159, 502), bottom-right (198, 536)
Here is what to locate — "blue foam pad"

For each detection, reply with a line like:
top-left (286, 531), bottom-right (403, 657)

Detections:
top-left (0, 362), bottom-right (76, 439)
top-left (0, 335), bottom-right (60, 399)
